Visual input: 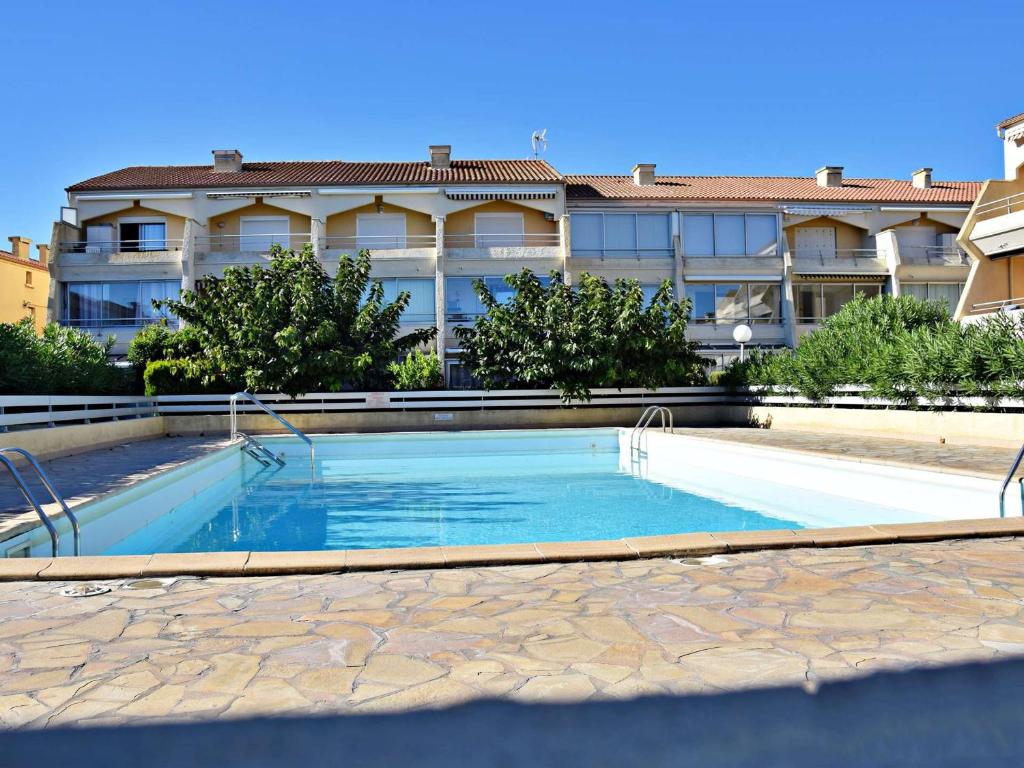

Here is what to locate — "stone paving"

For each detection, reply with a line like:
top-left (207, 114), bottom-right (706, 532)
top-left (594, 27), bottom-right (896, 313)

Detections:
top-left (2, 536), bottom-right (1024, 729)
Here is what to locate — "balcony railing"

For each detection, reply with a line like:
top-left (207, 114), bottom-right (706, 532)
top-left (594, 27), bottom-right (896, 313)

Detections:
top-left (60, 239), bottom-right (183, 254)
top-left (899, 245), bottom-right (970, 266)
top-left (974, 191), bottom-right (1024, 222)
top-left (791, 248), bottom-right (883, 266)
top-left (322, 235), bottom-right (436, 252)
top-left (62, 316), bottom-right (172, 329)
top-left (194, 234), bottom-right (312, 253)
top-left (970, 296), bottom-right (1024, 315)
top-left (575, 247), bottom-right (676, 259)
top-left (444, 233), bottom-right (561, 250)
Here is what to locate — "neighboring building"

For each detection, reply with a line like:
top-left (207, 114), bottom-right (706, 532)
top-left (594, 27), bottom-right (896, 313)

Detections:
top-left (956, 113), bottom-right (1024, 321)
top-left (1, 236), bottom-right (49, 333)
top-left (53, 144), bottom-right (980, 371)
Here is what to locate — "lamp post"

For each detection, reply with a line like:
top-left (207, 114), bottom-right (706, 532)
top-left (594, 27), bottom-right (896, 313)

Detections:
top-left (733, 323), bottom-right (752, 362)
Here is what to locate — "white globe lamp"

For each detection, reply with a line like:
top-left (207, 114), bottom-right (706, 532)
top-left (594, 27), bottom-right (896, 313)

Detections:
top-left (732, 324), bottom-right (753, 362)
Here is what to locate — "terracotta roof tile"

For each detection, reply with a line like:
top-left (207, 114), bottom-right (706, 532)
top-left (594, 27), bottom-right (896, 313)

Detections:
top-left (565, 175), bottom-right (980, 204)
top-left (0, 250), bottom-right (47, 271)
top-left (67, 160), bottom-right (563, 192)
top-left (997, 112), bottom-right (1024, 131)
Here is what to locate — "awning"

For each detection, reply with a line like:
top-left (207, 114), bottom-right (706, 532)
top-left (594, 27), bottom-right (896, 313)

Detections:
top-left (445, 187), bottom-right (557, 201)
top-left (206, 190), bottom-right (311, 199)
top-left (783, 206), bottom-right (872, 217)
top-left (792, 273), bottom-right (888, 282)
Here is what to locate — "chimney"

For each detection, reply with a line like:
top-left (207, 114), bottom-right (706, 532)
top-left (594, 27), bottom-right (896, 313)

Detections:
top-left (212, 149), bottom-right (243, 173)
top-left (7, 236), bottom-right (30, 260)
top-left (632, 163), bottom-right (656, 186)
top-left (36, 244), bottom-right (49, 265)
top-left (428, 145), bottom-right (451, 169)
top-left (912, 167), bottom-right (933, 189)
top-left (815, 166), bottom-right (843, 187)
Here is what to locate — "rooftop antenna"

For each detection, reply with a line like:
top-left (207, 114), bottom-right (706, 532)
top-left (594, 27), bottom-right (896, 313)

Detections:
top-left (531, 129), bottom-right (548, 159)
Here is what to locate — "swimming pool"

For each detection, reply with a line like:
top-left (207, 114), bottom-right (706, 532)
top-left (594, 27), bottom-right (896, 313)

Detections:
top-left (3, 428), bottom-right (1011, 557)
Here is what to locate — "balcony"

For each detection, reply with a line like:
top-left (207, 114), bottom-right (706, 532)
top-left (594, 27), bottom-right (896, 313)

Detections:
top-left (790, 248), bottom-right (889, 275)
top-left (898, 245), bottom-right (970, 267)
top-left (58, 238), bottom-right (184, 265)
top-left (194, 233), bottom-right (312, 255)
top-left (969, 191), bottom-right (1024, 258)
top-left (322, 234), bottom-right (436, 260)
top-left (444, 232), bottom-right (561, 261)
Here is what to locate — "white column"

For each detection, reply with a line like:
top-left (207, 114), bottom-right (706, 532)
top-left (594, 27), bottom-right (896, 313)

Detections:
top-left (673, 211), bottom-right (684, 301)
top-left (875, 229), bottom-right (902, 297)
top-left (559, 214), bottom-right (572, 285)
top-left (45, 221), bottom-right (65, 325)
top-left (310, 217), bottom-right (325, 260)
top-left (434, 216), bottom-right (446, 364)
top-left (781, 231), bottom-right (798, 349)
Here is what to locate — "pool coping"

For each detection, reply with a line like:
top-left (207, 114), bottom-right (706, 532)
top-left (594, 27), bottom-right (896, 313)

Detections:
top-left (2, 516), bottom-right (1024, 581)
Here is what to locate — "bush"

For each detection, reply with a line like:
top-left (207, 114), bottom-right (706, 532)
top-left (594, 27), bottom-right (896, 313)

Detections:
top-left (0, 320), bottom-right (130, 395)
top-left (389, 349), bottom-right (444, 391)
top-left (721, 294), bottom-right (1024, 404)
top-left (143, 359), bottom-right (228, 396)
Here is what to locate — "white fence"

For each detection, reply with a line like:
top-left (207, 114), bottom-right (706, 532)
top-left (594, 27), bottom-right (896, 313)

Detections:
top-left (3, 385), bottom-right (1024, 432)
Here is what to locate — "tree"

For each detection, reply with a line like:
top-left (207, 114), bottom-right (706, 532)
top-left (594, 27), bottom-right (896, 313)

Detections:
top-left (158, 245), bottom-right (436, 396)
top-left (454, 269), bottom-right (709, 401)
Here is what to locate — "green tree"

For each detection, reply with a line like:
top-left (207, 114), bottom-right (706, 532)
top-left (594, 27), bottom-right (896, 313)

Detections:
top-left (454, 269), bottom-right (709, 401)
top-left (157, 245), bottom-right (436, 396)
top-left (388, 349), bottom-right (444, 391)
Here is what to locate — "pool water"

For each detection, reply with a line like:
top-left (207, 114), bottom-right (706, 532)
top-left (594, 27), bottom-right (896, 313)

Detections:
top-left (101, 429), bottom-right (915, 555)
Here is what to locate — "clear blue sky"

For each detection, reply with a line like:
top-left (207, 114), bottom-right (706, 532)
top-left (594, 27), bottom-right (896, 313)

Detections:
top-left (2, 0), bottom-right (1018, 248)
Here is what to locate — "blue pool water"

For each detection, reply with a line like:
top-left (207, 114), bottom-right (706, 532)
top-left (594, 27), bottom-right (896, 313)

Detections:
top-left (104, 429), bottom-right (818, 555)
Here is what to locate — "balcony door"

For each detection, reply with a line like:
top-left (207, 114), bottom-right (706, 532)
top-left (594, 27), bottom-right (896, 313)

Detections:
top-left (357, 214), bottom-right (407, 250)
top-left (475, 213), bottom-right (524, 247)
top-left (240, 216), bottom-right (289, 252)
top-left (795, 227), bottom-right (836, 259)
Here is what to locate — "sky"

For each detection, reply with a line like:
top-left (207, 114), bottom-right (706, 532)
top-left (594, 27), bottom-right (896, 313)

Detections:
top-left (1, 0), bottom-right (1019, 249)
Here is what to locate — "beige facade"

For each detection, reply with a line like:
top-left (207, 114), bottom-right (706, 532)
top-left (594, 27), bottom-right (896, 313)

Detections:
top-left (0, 237), bottom-right (49, 333)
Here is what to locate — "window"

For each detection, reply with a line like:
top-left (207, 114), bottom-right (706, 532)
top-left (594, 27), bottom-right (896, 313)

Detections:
top-left (682, 214), bottom-right (778, 257)
top-left (445, 275), bottom-right (551, 322)
top-left (901, 283), bottom-right (964, 316)
top-left (357, 214), bottom-right (406, 250)
top-left (795, 282), bottom-right (882, 323)
top-left (686, 282), bottom-right (781, 324)
top-left (119, 220), bottom-right (167, 252)
top-left (570, 212), bottom-right (672, 257)
top-left (362, 277), bottom-right (435, 323)
top-left (62, 280), bottom-right (180, 327)
top-left (475, 213), bottom-right (524, 247)
top-left (240, 217), bottom-right (289, 252)
top-left (25, 271), bottom-right (32, 287)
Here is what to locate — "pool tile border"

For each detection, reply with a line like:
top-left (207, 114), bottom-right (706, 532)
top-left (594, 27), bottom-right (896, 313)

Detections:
top-left (4, 516), bottom-right (1024, 581)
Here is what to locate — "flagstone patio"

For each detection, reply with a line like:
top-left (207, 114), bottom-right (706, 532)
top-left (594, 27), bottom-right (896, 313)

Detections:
top-left (2, 535), bottom-right (1023, 729)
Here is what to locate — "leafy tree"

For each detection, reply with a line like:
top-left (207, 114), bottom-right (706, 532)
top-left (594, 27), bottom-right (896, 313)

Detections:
top-left (454, 269), bottom-right (709, 401)
top-left (157, 245), bottom-right (436, 396)
top-left (0, 319), bottom-right (129, 395)
top-left (388, 349), bottom-right (444, 391)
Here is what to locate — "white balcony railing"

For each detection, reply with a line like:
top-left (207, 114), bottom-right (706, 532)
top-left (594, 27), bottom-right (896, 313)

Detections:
top-left (444, 233), bottom-right (561, 248)
top-left (899, 245), bottom-right (970, 266)
top-left (974, 191), bottom-right (1024, 222)
top-left (194, 234), bottom-right (312, 253)
top-left (60, 239), bottom-right (184, 254)
top-left (322, 235), bottom-right (436, 252)
top-left (791, 248), bottom-right (883, 266)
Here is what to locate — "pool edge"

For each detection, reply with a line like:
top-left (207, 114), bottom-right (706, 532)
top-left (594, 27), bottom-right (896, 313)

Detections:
top-left (4, 516), bottom-right (1024, 582)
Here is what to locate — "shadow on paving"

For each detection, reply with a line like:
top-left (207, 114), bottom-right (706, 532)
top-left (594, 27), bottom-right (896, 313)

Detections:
top-left (3, 657), bottom-right (1024, 767)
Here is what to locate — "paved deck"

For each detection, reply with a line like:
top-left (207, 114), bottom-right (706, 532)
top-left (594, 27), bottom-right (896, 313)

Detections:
top-left (2, 536), bottom-right (1023, 729)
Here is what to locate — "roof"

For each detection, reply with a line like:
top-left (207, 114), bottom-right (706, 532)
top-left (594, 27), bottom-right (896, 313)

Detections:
top-left (0, 250), bottom-right (47, 271)
top-left (997, 112), bottom-right (1024, 131)
top-left (565, 175), bottom-right (980, 204)
top-left (67, 159), bottom-right (563, 192)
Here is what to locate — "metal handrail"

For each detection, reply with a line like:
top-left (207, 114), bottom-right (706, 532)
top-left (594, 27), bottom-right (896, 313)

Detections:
top-left (229, 392), bottom-right (314, 468)
top-left (975, 191), bottom-right (1024, 220)
top-left (630, 406), bottom-right (674, 455)
top-left (60, 239), bottom-right (184, 253)
top-left (322, 235), bottom-right (437, 250)
top-left (791, 248), bottom-right (883, 266)
top-left (999, 441), bottom-right (1024, 518)
top-left (0, 447), bottom-right (80, 557)
top-left (444, 233), bottom-right (561, 248)
top-left (237, 432), bottom-right (285, 467)
top-left (971, 296), bottom-right (1024, 314)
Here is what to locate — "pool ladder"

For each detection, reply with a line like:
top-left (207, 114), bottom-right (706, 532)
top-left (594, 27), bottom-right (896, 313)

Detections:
top-left (229, 392), bottom-right (315, 470)
top-left (999, 441), bottom-right (1024, 517)
top-left (0, 447), bottom-right (80, 557)
top-left (630, 406), bottom-right (674, 458)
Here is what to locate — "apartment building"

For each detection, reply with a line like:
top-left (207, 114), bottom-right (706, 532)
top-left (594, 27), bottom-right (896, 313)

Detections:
top-left (1, 236), bottom-right (49, 333)
top-left (955, 113), bottom-right (1024, 319)
top-left (52, 144), bottom-right (979, 373)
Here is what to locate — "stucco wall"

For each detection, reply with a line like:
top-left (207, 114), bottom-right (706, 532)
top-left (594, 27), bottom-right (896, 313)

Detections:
top-left (325, 203), bottom-right (434, 239)
top-left (0, 257), bottom-right (48, 333)
top-left (81, 204), bottom-right (187, 243)
top-left (445, 201), bottom-right (556, 237)
top-left (0, 417), bottom-right (167, 461)
top-left (207, 202), bottom-right (312, 240)
top-left (785, 217), bottom-right (869, 252)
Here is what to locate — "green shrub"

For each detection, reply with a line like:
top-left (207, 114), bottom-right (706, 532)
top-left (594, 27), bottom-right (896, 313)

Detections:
top-left (388, 349), bottom-right (444, 391)
top-left (0, 320), bottom-right (130, 395)
top-left (143, 359), bottom-right (228, 396)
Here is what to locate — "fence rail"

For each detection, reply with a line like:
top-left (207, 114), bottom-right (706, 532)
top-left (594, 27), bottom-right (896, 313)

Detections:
top-left (4, 385), bottom-right (1024, 432)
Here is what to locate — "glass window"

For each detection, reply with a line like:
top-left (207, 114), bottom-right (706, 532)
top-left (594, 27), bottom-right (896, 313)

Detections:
top-left (603, 214), bottom-right (637, 255)
top-left (796, 284), bottom-right (821, 322)
top-left (62, 281), bottom-right (178, 327)
top-left (901, 283), bottom-right (928, 301)
top-left (714, 283), bottom-right (745, 322)
top-left (683, 215), bottom-right (714, 256)
top-left (570, 214), bottom-right (603, 256)
top-left (822, 284), bottom-right (854, 317)
top-left (397, 278), bottom-right (435, 323)
top-left (445, 277), bottom-right (482, 321)
top-left (636, 214), bottom-right (671, 257)
top-left (745, 215), bottom-right (777, 256)
top-left (748, 283), bottom-right (780, 323)
top-left (640, 284), bottom-right (661, 306)
top-left (119, 222), bottom-right (167, 252)
top-left (687, 283), bottom-right (717, 322)
top-left (855, 284), bottom-right (882, 299)
top-left (714, 215), bottom-right (745, 256)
